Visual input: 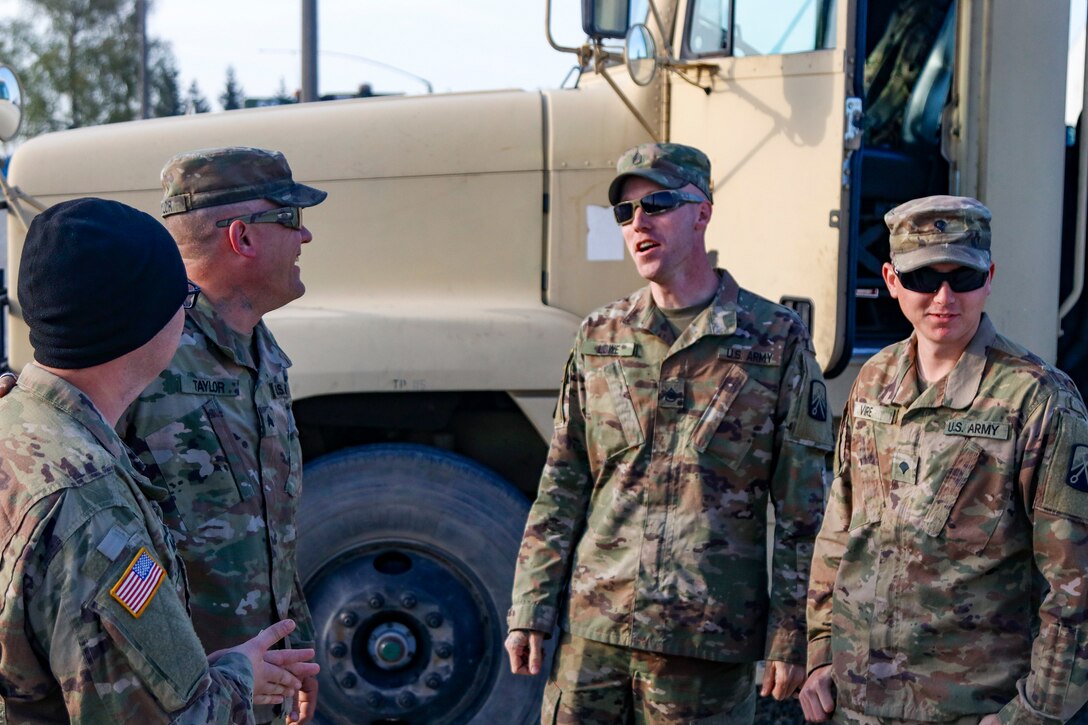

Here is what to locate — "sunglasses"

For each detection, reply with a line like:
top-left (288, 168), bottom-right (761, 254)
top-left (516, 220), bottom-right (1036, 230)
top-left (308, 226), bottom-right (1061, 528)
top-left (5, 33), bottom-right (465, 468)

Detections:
top-left (613, 190), bottom-right (704, 225)
top-left (895, 266), bottom-right (989, 293)
top-left (215, 206), bottom-right (302, 230)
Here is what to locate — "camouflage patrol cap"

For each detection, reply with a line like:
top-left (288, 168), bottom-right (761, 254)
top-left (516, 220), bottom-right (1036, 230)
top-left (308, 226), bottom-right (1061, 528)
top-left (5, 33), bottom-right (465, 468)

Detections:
top-left (608, 142), bottom-right (713, 205)
top-left (885, 195), bottom-right (992, 272)
top-left (160, 146), bottom-right (327, 217)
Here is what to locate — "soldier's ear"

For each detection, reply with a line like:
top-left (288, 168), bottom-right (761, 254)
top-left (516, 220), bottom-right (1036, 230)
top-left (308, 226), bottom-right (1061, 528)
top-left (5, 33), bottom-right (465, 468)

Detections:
top-left (882, 263), bottom-right (900, 299)
top-left (225, 220), bottom-right (259, 260)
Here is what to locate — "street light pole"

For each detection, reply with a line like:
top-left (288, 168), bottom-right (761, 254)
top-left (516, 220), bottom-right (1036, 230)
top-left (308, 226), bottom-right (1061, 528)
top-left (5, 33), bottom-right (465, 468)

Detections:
top-left (301, 0), bottom-right (318, 102)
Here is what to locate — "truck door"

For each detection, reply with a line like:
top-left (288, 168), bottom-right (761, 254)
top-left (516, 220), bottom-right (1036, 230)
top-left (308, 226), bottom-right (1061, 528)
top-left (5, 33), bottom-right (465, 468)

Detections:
top-left (668, 0), bottom-right (851, 372)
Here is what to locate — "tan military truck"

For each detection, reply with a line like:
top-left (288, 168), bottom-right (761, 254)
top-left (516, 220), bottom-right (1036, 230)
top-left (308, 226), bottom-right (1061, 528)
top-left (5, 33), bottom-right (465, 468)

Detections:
top-left (1, 0), bottom-right (1082, 722)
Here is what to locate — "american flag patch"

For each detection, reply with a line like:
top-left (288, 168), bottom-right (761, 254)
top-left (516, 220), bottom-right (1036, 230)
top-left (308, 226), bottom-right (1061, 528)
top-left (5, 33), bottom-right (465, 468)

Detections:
top-left (110, 548), bottom-right (166, 618)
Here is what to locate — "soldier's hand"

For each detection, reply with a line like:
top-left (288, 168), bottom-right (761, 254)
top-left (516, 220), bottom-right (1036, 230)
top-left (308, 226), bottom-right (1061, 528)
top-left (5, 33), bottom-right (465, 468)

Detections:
top-left (504, 629), bottom-right (544, 676)
top-left (760, 660), bottom-right (804, 700)
top-left (210, 619), bottom-right (316, 704)
top-left (286, 674), bottom-right (318, 724)
top-left (0, 372), bottom-right (17, 398)
top-left (799, 665), bottom-right (835, 722)
top-left (979, 716), bottom-right (1000, 725)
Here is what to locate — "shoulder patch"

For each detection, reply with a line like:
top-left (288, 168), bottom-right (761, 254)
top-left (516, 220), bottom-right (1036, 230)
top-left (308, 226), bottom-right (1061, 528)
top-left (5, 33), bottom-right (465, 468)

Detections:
top-left (1040, 413), bottom-right (1088, 522)
top-left (853, 401), bottom-right (897, 424)
top-left (180, 376), bottom-right (239, 397)
top-left (1067, 444), bottom-right (1088, 492)
top-left (808, 381), bottom-right (828, 422)
top-left (581, 341), bottom-right (637, 357)
top-left (718, 346), bottom-right (782, 366)
top-left (110, 548), bottom-right (166, 618)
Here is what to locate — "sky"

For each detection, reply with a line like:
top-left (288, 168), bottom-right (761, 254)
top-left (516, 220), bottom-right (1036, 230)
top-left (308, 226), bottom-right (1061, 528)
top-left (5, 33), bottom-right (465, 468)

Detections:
top-left (0, 0), bottom-right (1083, 117)
top-left (0, 0), bottom-right (589, 109)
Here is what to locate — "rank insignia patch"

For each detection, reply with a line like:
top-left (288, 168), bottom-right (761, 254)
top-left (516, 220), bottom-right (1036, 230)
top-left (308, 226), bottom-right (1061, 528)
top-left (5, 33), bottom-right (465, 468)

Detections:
top-left (1067, 444), bottom-right (1088, 492)
top-left (660, 378), bottom-right (685, 409)
top-left (809, 381), bottom-right (828, 422)
top-left (111, 548), bottom-right (165, 618)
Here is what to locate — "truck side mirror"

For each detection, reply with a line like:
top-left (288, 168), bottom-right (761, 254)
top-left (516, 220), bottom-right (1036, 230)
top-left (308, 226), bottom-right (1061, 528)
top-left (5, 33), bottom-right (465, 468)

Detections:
top-left (625, 24), bottom-right (658, 86)
top-left (0, 66), bottom-right (24, 142)
top-left (582, 0), bottom-right (630, 40)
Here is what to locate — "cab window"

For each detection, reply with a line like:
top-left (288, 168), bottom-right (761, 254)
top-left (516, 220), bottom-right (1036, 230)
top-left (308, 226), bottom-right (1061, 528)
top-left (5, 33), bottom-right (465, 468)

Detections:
top-left (684, 0), bottom-right (837, 58)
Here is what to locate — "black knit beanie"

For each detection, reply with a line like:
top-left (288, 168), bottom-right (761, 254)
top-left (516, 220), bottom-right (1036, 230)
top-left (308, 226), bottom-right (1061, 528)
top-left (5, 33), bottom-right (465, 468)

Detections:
top-left (19, 197), bottom-right (187, 369)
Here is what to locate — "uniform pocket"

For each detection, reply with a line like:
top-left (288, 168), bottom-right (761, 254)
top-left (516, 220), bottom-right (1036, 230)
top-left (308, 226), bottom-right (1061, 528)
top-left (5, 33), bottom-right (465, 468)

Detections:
top-left (691, 365), bottom-right (754, 469)
top-left (849, 420), bottom-right (884, 530)
top-left (922, 439), bottom-right (1006, 554)
top-left (586, 361), bottom-right (644, 460)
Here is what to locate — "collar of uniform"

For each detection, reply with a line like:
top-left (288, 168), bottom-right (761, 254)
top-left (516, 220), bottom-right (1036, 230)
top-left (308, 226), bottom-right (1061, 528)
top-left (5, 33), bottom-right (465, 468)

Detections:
top-left (882, 313), bottom-right (995, 410)
top-left (186, 295), bottom-right (291, 375)
top-left (624, 268), bottom-right (739, 337)
top-left (19, 363), bottom-right (129, 460)
top-left (942, 313), bottom-right (996, 409)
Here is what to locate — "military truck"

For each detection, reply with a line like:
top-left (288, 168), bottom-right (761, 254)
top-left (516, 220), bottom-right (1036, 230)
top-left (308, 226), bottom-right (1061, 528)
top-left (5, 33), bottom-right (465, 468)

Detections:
top-left (1, 0), bottom-right (1082, 722)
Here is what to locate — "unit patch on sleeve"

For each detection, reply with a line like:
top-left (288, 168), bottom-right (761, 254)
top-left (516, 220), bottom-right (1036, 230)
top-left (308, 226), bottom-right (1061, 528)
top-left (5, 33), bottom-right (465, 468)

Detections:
top-left (808, 381), bottom-right (828, 422)
top-left (1068, 444), bottom-right (1088, 492)
top-left (110, 548), bottom-right (166, 618)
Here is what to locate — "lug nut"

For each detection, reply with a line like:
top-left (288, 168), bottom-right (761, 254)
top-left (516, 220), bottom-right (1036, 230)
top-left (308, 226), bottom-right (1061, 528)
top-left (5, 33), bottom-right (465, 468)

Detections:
top-left (435, 643), bottom-right (452, 659)
top-left (397, 691), bottom-right (417, 708)
top-left (425, 674), bottom-right (442, 689)
top-left (367, 593), bottom-right (385, 609)
top-left (329, 642), bottom-right (347, 658)
top-left (425, 612), bottom-right (443, 628)
top-left (400, 593), bottom-right (417, 609)
top-left (339, 610), bottom-right (358, 627)
top-left (340, 673), bottom-right (357, 689)
top-left (365, 691), bottom-right (382, 708)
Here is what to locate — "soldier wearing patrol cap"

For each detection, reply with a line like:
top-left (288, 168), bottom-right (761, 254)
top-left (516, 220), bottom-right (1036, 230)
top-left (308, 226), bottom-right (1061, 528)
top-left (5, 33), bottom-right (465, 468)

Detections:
top-left (801, 195), bottom-right (1088, 723)
top-left (0, 197), bottom-right (318, 722)
top-left (505, 142), bottom-right (833, 723)
top-left (119, 147), bottom-right (327, 724)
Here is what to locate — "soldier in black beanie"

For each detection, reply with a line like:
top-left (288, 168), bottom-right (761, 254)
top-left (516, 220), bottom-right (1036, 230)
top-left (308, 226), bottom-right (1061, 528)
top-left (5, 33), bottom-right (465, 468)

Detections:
top-left (0, 196), bottom-right (318, 722)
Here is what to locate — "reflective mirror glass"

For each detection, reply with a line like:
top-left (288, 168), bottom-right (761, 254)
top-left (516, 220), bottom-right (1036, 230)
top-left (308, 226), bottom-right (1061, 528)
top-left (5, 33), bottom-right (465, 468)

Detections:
top-left (625, 23), bottom-right (658, 86)
top-left (0, 66), bottom-right (24, 142)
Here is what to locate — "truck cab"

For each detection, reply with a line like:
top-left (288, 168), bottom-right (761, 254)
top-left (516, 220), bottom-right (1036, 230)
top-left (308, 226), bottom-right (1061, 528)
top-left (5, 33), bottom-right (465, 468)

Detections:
top-left (0, 1), bottom-right (1077, 722)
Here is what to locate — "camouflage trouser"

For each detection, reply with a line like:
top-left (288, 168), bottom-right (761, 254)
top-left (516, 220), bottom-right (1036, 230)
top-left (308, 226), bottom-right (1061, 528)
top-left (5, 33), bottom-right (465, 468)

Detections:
top-left (834, 708), bottom-right (984, 724)
top-left (541, 632), bottom-right (756, 724)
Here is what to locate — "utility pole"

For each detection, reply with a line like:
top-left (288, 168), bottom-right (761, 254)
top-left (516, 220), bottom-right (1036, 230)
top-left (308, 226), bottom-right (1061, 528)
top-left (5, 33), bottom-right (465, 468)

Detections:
top-left (138, 0), bottom-right (149, 118)
top-left (301, 0), bottom-right (318, 102)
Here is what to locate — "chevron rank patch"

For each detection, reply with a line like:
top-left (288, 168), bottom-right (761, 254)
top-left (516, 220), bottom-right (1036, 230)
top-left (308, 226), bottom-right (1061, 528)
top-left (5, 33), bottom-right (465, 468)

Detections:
top-left (809, 380), bottom-right (828, 422)
top-left (1068, 444), bottom-right (1088, 493)
top-left (111, 548), bottom-right (166, 618)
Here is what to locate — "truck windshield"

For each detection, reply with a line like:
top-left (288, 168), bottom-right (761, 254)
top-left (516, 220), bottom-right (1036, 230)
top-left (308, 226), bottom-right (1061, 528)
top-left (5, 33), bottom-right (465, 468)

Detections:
top-left (685, 0), bottom-right (837, 57)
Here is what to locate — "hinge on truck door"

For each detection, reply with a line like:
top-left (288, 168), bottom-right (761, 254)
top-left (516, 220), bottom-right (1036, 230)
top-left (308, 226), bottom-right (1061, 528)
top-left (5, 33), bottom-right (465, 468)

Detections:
top-left (844, 97), bottom-right (863, 150)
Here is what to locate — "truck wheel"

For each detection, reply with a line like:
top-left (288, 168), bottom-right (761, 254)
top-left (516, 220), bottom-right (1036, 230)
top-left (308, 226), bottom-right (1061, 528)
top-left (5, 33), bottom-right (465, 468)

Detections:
top-left (297, 444), bottom-right (541, 725)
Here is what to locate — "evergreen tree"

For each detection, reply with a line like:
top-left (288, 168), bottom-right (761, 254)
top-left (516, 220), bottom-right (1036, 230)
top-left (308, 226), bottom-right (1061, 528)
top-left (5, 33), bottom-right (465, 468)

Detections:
top-left (186, 80), bottom-right (210, 114)
top-left (149, 45), bottom-right (183, 117)
top-left (219, 65), bottom-right (244, 110)
top-left (0, 0), bottom-right (177, 135)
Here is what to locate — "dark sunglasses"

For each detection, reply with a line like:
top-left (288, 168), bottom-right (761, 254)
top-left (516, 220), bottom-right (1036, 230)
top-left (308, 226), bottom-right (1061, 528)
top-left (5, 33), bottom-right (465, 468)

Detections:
top-left (895, 266), bottom-right (988, 293)
top-left (215, 206), bottom-right (302, 230)
top-left (613, 190), bottom-right (704, 225)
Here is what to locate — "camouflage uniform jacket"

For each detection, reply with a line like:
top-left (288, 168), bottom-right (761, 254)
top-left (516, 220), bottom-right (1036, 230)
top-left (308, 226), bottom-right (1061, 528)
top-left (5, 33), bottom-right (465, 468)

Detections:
top-left (121, 296), bottom-right (314, 656)
top-left (807, 315), bottom-right (1088, 723)
top-left (0, 364), bottom-right (257, 723)
top-left (508, 270), bottom-right (833, 664)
